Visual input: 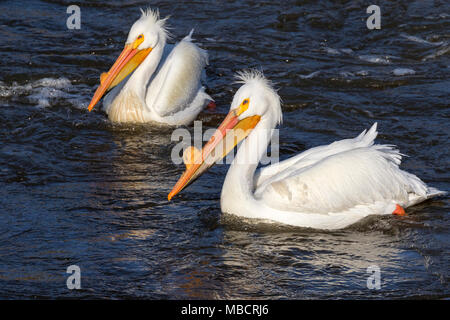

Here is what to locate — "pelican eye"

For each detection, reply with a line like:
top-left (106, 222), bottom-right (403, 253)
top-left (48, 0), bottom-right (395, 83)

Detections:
top-left (238, 98), bottom-right (250, 115)
top-left (132, 34), bottom-right (145, 49)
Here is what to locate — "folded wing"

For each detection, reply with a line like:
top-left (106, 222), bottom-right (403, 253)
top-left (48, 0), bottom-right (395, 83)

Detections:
top-left (254, 124), bottom-right (431, 214)
top-left (146, 31), bottom-right (209, 117)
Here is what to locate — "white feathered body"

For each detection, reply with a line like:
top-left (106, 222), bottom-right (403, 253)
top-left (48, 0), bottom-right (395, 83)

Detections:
top-left (221, 123), bottom-right (445, 230)
top-left (103, 33), bottom-right (211, 125)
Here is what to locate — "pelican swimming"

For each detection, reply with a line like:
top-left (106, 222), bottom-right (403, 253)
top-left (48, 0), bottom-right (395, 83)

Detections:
top-left (168, 70), bottom-right (445, 230)
top-left (87, 8), bottom-right (213, 125)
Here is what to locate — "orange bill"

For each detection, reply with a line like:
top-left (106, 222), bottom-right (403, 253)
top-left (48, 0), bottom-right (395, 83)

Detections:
top-left (168, 109), bottom-right (261, 200)
top-left (87, 43), bottom-right (152, 111)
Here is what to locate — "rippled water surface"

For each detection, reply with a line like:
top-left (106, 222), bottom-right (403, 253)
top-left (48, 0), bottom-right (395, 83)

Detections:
top-left (0, 0), bottom-right (449, 299)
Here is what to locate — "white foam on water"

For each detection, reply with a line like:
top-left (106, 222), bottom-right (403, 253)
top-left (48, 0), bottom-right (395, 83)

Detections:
top-left (35, 78), bottom-right (71, 89)
top-left (401, 33), bottom-right (444, 46)
top-left (340, 48), bottom-right (354, 54)
top-left (339, 71), bottom-right (354, 78)
top-left (325, 47), bottom-right (340, 55)
top-left (0, 77), bottom-right (89, 109)
top-left (299, 71), bottom-right (320, 79)
top-left (358, 54), bottom-right (392, 64)
top-left (29, 87), bottom-right (65, 108)
top-left (324, 47), bottom-right (354, 55)
top-left (356, 70), bottom-right (369, 76)
top-left (422, 45), bottom-right (450, 61)
top-left (393, 68), bottom-right (416, 76)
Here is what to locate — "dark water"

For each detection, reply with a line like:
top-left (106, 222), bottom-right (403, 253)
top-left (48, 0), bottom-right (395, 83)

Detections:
top-left (0, 0), bottom-right (449, 299)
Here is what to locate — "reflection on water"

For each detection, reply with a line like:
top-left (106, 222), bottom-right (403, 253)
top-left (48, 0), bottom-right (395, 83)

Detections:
top-left (0, 0), bottom-right (448, 299)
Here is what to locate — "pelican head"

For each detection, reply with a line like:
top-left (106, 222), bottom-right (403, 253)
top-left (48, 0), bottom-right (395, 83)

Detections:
top-left (126, 8), bottom-right (169, 51)
top-left (168, 70), bottom-right (282, 200)
top-left (230, 70), bottom-right (282, 126)
top-left (88, 8), bottom-right (169, 111)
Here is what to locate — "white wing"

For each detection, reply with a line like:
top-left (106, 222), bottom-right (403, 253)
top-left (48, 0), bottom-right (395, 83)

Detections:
top-left (254, 123), bottom-right (438, 214)
top-left (254, 123), bottom-right (380, 187)
top-left (145, 31), bottom-right (209, 117)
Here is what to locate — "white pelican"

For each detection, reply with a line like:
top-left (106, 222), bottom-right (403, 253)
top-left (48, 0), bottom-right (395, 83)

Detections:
top-left (87, 8), bottom-right (213, 125)
top-left (168, 70), bottom-right (446, 230)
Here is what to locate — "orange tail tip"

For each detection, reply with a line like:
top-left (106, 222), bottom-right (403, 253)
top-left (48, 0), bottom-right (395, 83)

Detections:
top-left (392, 204), bottom-right (406, 216)
top-left (207, 101), bottom-right (216, 110)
